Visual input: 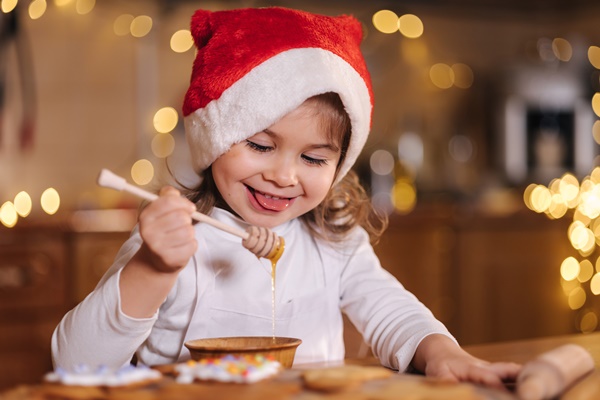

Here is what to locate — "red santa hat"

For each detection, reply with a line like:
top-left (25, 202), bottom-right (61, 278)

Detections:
top-left (182, 7), bottom-right (373, 182)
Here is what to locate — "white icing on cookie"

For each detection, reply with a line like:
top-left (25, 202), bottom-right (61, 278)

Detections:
top-left (44, 364), bottom-right (162, 387)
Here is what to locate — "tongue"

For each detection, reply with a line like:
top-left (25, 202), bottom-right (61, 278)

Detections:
top-left (254, 191), bottom-right (290, 211)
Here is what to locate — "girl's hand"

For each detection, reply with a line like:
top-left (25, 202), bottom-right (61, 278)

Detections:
top-left (412, 334), bottom-right (522, 391)
top-left (138, 186), bottom-right (198, 273)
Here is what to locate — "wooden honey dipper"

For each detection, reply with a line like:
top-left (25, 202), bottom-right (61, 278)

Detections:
top-left (97, 169), bottom-right (285, 262)
top-left (516, 344), bottom-right (595, 400)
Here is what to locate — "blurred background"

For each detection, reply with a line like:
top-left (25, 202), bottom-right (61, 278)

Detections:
top-left (2, 0), bottom-right (600, 388)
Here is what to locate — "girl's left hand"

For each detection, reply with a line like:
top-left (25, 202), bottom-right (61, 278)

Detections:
top-left (413, 334), bottom-right (522, 391)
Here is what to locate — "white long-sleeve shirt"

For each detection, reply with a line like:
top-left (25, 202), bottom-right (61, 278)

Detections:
top-left (52, 208), bottom-right (453, 372)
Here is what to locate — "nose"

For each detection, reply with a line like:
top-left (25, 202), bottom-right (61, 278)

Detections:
top-left (263, 155), bottom-right (298, 187)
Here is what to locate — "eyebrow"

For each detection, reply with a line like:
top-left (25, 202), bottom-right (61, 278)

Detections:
top-left (262, 128), bottom-right (341, 153)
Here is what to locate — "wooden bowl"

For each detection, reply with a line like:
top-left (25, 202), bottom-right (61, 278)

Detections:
top-left (184, 336), bottom-right (302, 369)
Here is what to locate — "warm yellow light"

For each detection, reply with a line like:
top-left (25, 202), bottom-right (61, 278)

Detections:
top-left (523, 183), bottom-right (537, 210)
top-left (559, 173), bottom-right (579, 203)
top-left (451, 63), bottom-right (474, 89)
top-left (593, 121), bottom-right (600, 145)
top-left (41, 188), bottom-right (60, 215)
top-left (170, 29), bottom-right (194, 53)
top-left (592, 93), bottom-right (600, 118)
top-left (588, 46), bottom-right (600, 69)
top-left (14, 191), bottom-right (32, 217)
top-left (567, 287), bottom-right (586, 310)
top-left (560, 278), bottom-right (580, 296)
top-left (561, 256), bottom-right (580, 281)
top-left (398, 14), bottom-right (423, 39)
top-left (1, 0), bottom-right (18, 13)
top-left (579, 311), bottom-right (598, 333)
top-left (131, 159), bottom-right (154, 185)
top-left (114, 14), bottom-right (134, 36)
top-left (591, 167), bottom-right (600, 184)
top-left (131, 15), bottom-right (152, 38)
top-left (547, 194), bottom-right (567, 219)
top-left (372, 10), bottom-right (399, 34)
top-left (591, 273), bottom-right (600, 295)
top-left (392, 179), bottom-right (417, 214)
top-left (75, 0), bottom-right (94, 15)
top-left (530, 185), bottom-right (551, 213)
top-left (569, 223), bottom-right (595, 252)
top-left (429, 63), bottom-right (454, 89)
top-left (552, 38), bottom-right (572, 62)
top-left (28, 0), bottom-right (47, 19)
top-left (0, 201), bottom-right (18, 228)
top-left (151, 133), bottom-right (175, 158)
top-left (578, 259), bottom-right (594, 282)
top-left (53, 0), bottom-right (72, 6)
top-left (153, 107), bottom-right (178, 134)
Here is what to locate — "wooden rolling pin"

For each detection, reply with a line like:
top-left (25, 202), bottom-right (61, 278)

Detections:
top-left (516, 344), bottom-right (595, 400)
top-left (97, 169), bottom-right (284, 262)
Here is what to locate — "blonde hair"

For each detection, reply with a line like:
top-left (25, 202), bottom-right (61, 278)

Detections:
top-left (182, 92), bottom-right (387, 244)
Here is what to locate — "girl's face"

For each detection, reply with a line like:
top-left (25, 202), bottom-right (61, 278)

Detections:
top-left (212, 101), bottom-right (342, 228)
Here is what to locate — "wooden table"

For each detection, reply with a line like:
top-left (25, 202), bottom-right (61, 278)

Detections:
top-left (464, 331), bottom-right (600, 399)
top-left (2, 332), bottom-right (599, 399)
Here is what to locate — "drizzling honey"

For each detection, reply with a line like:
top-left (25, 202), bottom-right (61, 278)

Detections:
top-left (267, 237), bottom-right (285, 339)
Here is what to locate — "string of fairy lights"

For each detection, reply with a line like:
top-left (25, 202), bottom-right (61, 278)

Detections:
top-left (524, 47), bottom-right (600, 333)
top-left (0, 0), bottom-right (194, 228)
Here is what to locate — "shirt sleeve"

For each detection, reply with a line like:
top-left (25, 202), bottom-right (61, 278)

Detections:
top-left (51, 228), bottom-right (158, 370)
top-left (338, 228), bottom-right (457, 372)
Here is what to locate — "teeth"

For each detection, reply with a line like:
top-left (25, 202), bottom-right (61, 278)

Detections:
top-left (263, 193), bottom-right (281, 200)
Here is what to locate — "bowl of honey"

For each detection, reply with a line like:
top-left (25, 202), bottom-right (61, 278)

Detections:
top-left (184, 336), bottom-right (302, 368)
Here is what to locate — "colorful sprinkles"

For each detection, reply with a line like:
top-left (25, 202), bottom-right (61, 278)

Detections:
top-left (175, 354), bottom-right (282, 384)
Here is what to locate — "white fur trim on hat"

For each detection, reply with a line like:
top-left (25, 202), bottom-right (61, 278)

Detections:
top-left (184, 47), bottom-right (371, 182)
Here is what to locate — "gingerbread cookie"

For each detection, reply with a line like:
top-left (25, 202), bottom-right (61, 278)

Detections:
top-left (302, 365), bottom-right (394, 392)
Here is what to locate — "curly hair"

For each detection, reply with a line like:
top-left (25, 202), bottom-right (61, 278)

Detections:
top-left (180, 92), bottom-right (387, 244)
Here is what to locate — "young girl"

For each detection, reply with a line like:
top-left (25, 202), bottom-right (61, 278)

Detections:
top-left (52, 7), bottom-right (520, 389)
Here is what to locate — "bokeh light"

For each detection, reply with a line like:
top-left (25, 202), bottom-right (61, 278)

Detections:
top-left (170, 29), bottom-right (194, 53)
top-left (131, 159), bottom-right (154, 185)
top-left (114, 14), bottom-right (134, 36)
top-left (131, 15), bottom-right (152, 38)
top-left (151, 133), bottom-right (175, 158)
top-left (398, 14), bottom-right (423, 39)
top-left (153, 107), bottom-right (178, 133)
top-left (14, 191), bottom-right (32, 217)
top-left (0, 202), bottom-right (18, 228)
top-left (588, 46), bottom-right (600, 69)
top-left (429, 63), bottom-right (454, 89)
top-left (370, 150), bottom-right (395, 176)
top-left (75, 0), bottom-right (94, 15)
top-left (28, 0), bottom-right (47, 19)
top-left (372, 10), bottom-right (398, 34)
top-left (1, 0), bottom-right (18, 13)
top-left (41, 188), bottom-right (60, 215)
top-left (552, 38), bottom-right (572, 61)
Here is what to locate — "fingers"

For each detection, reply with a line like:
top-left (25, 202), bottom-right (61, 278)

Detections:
top-left (243, 226), bottom-right (280, 259)
top-left (139, 186), bottom-right (197, 271)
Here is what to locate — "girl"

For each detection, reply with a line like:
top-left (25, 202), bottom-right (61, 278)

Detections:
top-left (52, 7), bottom-right (520, 389)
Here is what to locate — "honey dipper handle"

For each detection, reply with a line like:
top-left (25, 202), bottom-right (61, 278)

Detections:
top-left (97, 169), bottom-right (250, 240)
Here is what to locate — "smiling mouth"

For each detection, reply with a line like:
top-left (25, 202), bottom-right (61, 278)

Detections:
top-left (247, 186), bottom-right (293, 211)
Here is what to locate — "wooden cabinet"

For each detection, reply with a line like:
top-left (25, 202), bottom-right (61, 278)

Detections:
top-left (0, 228), bottom-right (70, 389)
top-left (373, 207), bottom-right (577, 346)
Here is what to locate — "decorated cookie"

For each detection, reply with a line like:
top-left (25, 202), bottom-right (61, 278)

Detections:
top-left (175, 354), bottom-right (282, 384)
top-left (44, 364), bottom-right (162, 388)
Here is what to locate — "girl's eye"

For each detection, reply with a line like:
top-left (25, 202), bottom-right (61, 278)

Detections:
top-left (302, 155), bottom-right (328, 166)
top-left (245, 140), bottom-right (272, 152)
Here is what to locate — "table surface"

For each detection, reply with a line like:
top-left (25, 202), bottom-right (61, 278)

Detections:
top-left (3, 332), bottom-right (600, 399)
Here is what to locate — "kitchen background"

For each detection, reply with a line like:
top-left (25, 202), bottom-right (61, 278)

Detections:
top-left (1, 0), bottom-right (600, 389)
